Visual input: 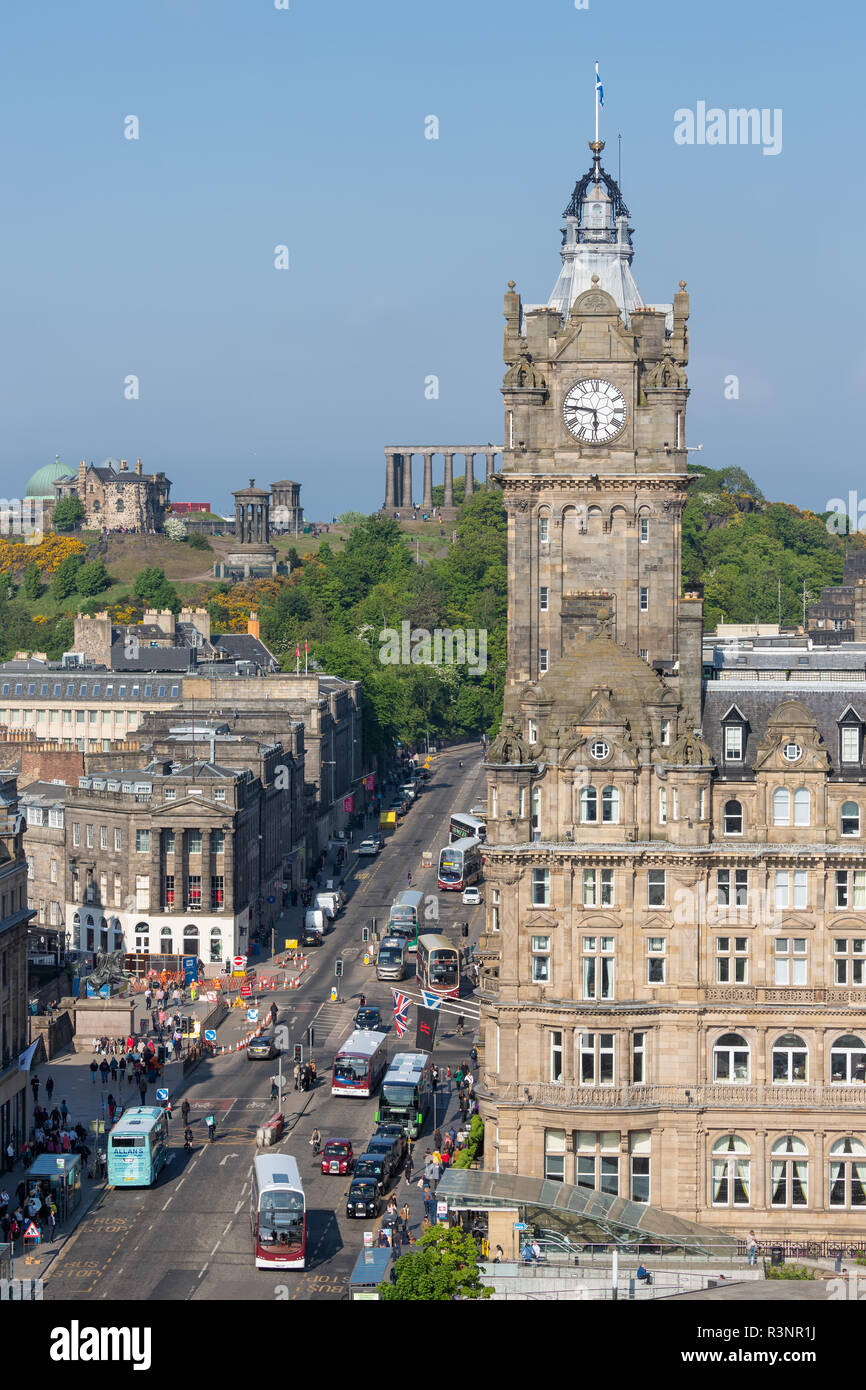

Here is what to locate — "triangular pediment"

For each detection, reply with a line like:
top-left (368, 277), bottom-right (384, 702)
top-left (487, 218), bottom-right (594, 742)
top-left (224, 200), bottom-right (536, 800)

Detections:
top-left (150, 797), bottom-right (231, 820)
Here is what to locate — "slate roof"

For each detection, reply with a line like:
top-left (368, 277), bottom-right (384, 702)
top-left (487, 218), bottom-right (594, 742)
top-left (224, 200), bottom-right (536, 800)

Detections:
top-left (702, 683), bottom-right (866, 775)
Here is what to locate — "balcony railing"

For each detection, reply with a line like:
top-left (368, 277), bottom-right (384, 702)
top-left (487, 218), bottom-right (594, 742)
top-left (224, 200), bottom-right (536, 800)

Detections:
top-left (483, 1080), bottom-right (866, 1110)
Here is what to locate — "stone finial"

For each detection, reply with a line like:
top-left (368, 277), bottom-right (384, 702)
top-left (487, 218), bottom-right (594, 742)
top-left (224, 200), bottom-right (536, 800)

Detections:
top-left (591, 274), bottom-right (600, 285)
top-left (679, 280), bottom-right (687, 290)
top-left (507, 280), bottom-right (516, 291)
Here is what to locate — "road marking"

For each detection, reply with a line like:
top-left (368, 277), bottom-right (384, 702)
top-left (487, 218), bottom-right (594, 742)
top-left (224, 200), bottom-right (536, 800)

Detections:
top-left (162, 1197), bottom-right (173, 1210)
top-left (175, 1178), bottom-right (186, 1191)
top-left (210, 1241), bottom-right (220, 1256)
top-left (222, 1221), bottom-right (232, 1236)
top-left (234, 1200), bottom-right (244, 1214)
top-left (219, 1152), bottom-right (240, 1166)
top-left (199, 1264), bottom-right (208, 1278)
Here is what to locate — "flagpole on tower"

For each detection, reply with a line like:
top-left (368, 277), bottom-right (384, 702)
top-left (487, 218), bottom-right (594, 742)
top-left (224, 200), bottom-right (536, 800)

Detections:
top-left (595, 60), bottom-right (600, 144)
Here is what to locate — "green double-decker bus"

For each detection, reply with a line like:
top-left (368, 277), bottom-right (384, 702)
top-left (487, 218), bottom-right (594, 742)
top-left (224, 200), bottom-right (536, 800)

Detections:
top-left (107, 1106), bottom-right (169, 1187)
top-left (375, 1052), bottom-right (432, 1139)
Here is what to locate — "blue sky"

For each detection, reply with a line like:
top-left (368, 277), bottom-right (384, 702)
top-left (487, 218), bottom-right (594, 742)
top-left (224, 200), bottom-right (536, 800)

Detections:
top-left (1, 0), bottom-right (861, 517)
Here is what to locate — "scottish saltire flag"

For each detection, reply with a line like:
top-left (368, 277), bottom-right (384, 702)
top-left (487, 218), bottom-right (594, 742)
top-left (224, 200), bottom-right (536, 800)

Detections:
top-left (421, 991), bottom-right (442, 1011)
top-left (392, 989), bottom-right (410, 1036)
top-left (595, 61), bottom-right (604, 108)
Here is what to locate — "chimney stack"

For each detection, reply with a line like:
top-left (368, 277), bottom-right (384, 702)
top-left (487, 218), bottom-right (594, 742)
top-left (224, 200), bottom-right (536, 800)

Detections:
top-left (248, 611), bottom-right (260, 640)
top-left (135, 458), bottom-right (143, 476)
top-left (120, 459), bottom-right (128, 471)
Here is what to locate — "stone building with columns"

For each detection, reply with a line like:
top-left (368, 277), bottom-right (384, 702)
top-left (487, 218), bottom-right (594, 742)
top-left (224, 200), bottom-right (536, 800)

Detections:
top-left (476, 136), bottom-right (866, 1239)
top-left (214, 479), bottom-right (280, 579)
top-left (270, 479), bottom-right (303, 533)
top-left (383, 446), bottom-right (503, 518)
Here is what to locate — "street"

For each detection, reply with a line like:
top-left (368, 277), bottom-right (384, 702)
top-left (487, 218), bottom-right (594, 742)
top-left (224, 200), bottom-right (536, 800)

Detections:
top-left (43, 747), bottom-right (487, 1302)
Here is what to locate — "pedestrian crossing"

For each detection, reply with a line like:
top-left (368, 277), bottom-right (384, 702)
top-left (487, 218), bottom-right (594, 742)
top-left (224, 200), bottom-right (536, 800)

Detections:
top-left (311, 1000), bottom-right (356, 1051)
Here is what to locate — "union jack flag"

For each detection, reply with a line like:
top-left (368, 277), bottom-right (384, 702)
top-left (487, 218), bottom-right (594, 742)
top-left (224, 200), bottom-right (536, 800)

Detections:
top-left (392, 989), bottom-right (410, 1037)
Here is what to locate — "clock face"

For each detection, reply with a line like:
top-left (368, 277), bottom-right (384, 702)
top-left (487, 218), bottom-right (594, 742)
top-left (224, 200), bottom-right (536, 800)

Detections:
top-left (562, 378), bottom-right (627, 444)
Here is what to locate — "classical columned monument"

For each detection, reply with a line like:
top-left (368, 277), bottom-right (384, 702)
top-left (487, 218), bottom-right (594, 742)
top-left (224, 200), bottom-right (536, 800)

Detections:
top-left (476, 134), bottom-right (866, 1240)
top-left (383, 446), bottom-right (504, 517)
top-left (214, 479), bottom-right (279, 579)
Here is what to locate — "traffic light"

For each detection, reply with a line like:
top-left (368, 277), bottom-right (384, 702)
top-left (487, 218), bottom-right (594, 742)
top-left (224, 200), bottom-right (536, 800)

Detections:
top-left (361, 926), bottom-right (370, 944)
top-left (307, 1025), bottom-right (315, 1049)
top-left (335, 958), bottom-right (344, 979)
top-left (293, 1043), bottom-right (302, 1063)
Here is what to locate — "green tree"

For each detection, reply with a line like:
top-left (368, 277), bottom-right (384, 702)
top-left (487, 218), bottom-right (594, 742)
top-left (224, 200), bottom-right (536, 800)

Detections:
top-left (43, 614), bottom-right (74, 661)
top-left (337, 511), bottom-right (367, 527)
top-left (379, 1225), bottom-right (492, 1301)
top-left (76, 558), bottom-right (110, 596)
top-left (132, 566), bottom-right (180, 612)
top-left (50, 552), bottom-right (85, 601)
top-left (22, 562), bottom-right (43, 600)
top-left (51, 497), bottom-right (85, 532)
top-left (186, 532), bottom-right (212, 551)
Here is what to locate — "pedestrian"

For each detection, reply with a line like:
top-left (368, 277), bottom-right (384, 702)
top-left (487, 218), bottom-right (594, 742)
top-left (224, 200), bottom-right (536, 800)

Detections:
top-left (30, 1075), bottom-right (39, 1103)
top-left (747, 1230), bottom-right (758, 1266)
top-left (404, 1149), bottom-right (414, 1184)
top-left (165, 1098), bottom-right (172, 1121)
top-left (107, 1094), bottom-right (116, 1124)
top-left (99, 1059), bottom-right (109, 1085)
top-left (45, 1076), bottom-right (54, 1102)
top-left (293, 1062), bottom-right (300, 1091)
top-left (139, 1083), bottom-right (147, 1106)
top-left (4, 1141), bottom-right (14, 1174)
top-left (181, 1100), bottom-right (191, 1126)
top-left (205, 1113), bottom-right (216, 1143)
top-left (423, 1185), bottom-right (436, 1223)
top-left (399, 1200), bottom-right (411, 1232)
top-left (109, 1055), bottom-right (118, 1082)
top-left (118, 1054), bottom-right (127, 1083)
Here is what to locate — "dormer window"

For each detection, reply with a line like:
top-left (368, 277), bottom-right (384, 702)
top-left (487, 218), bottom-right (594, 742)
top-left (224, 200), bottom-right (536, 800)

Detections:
top-left (724, 726), bottom-right (743, 761)
top-left (840, 709), bottom-right (863, 765)
top-left (783, 743), bottom-right (802, 763)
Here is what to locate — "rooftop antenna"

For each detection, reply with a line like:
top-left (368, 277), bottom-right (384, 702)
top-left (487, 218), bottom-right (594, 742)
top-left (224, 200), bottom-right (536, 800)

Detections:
top-left (618, 132), bottom-right (622, 186)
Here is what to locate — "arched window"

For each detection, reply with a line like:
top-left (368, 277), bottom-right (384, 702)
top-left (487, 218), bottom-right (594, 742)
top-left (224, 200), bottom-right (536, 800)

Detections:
top-left (110, 917), bottom-right (123, 951)
top-left (829, 1137), bottom-right (866, 1208)
top-left (601, 786), bottom-right (620, 824)
top-left (134, 921), bottom-right (149, 952)
top-left (160, 925), bottom-right (173, 953)
top-left (723, 800), bottom-right (743, 835)
top-left (72, 912), bottom-right (80, 926)
top-left (531, 786), bottom-right (541, 834)
top-left (830, 1034), bottom-right (866, 1084)
top-left (841, 801), bottom-right (861, 837)
top-left (711, 1134), bottom-right (750, 1207)
top-left (183, 923), bottom-right (199, 957)
top-left (209, 928), bottom-right (222, 964)
top-left (770, 1135), bottom-right (808, 1207)
top-left (99, 919), bottom-right (109, 951)
top-left (772, 1034), bottom-right (808, 1084)
top-left (713, 1032), bottom-right (750, 1082)
top-left (793, 788), bottom-right (810, 827)
top-left (580, 787), bottom-right (598, 823)
top-left (772, 788), bottom-right (790, 826)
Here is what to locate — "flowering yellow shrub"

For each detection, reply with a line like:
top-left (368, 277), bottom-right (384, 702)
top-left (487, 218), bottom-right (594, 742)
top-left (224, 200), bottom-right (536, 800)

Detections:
top-left (0, 533), bottom-right (87, 578)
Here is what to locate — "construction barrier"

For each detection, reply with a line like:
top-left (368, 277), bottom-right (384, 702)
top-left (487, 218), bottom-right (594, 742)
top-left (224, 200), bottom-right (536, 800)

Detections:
top-left (256, 1111), bottom-right (285, 1147)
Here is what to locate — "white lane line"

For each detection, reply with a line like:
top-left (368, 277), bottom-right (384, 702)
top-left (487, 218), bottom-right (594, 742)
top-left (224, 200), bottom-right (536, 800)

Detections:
top-left (162, 1197), bottom-right (173, 1210)
top-left (175, 1178), bottom-right (186, 1191)
top-left (198, 1264), bottom-right (208, 1278)
top-left (234, 1200), bottom-right (244, 1214)
top-left (222, 1221), bottom-right (232, 1236)
top-left (210, 1241), bottom-right (220, 1256)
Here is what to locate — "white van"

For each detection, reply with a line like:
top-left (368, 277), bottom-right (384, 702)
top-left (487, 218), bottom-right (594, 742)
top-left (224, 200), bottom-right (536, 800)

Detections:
top-left (304, 908), bottom-right (327, 938)
top-left (315, 891), bottom-right (342, 920)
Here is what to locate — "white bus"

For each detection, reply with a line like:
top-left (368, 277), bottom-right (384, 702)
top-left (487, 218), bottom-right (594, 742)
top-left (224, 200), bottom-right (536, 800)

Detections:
top-left (251, 1154), bottom-right (305, 1269)
top-left (450, 813), bottom-right (486, 844)
top-left (332, 1029), bottom-right (389, 1097)
top-left (438, 836), bottom-right (482, 891)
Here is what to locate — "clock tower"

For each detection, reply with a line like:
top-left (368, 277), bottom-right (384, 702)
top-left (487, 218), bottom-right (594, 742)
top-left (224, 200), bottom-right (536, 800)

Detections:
top-left (501, 139), bottom-right (697, 711)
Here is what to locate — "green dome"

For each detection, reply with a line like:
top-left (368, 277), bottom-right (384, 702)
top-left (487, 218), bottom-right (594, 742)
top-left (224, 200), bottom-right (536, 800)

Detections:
top-left (26, 457), bottom-right (74, 499)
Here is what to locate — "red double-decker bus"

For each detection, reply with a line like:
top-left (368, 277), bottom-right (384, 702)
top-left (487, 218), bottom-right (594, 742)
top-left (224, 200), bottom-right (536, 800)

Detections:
top-left (251, 1154), bottom-right (305, 1269)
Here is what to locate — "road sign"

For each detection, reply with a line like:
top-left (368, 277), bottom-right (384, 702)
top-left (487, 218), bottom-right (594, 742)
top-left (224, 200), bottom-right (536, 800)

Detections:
top-left (156, 1088), bottom-right (169, 1103)
top-left (233, 955), bottom-right (246, 970)
top-left (267, 895), bottom-right (276, 903)
top-left (306, 1026), bottom-right (315, 1049)
top-left (513, 1222), bottom-right (528, 1231)
top-left (285, 939), bottom-right (298, 950)
top-left (204, 1030), bottom-right (216, 1042)
top-left (240, 982), bottom-right (252, 998)
top-left (437, 1201), bottom-right (448, 1219)
top-left (247, 1009), bottom-right (259, 1023)
top-left (293, 1044), bottom-right (303, 1063)
top-left (23, 1222), bottom-right (41, 1242)
top-left (363, 1229), bottom-right (374, 1248)
top-left (205, 991), bottom-right (217, 1002)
